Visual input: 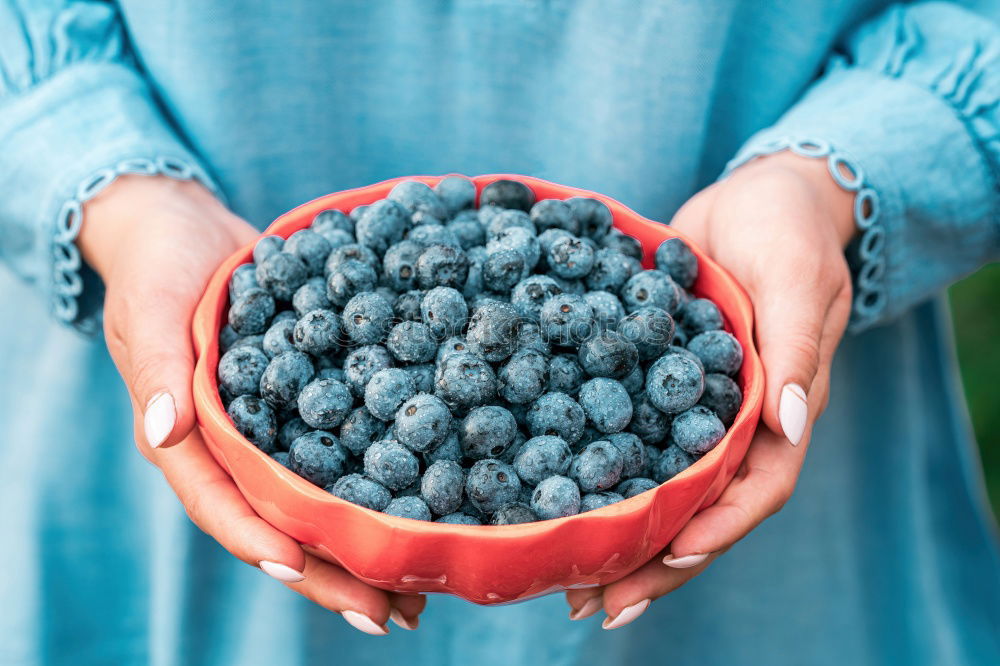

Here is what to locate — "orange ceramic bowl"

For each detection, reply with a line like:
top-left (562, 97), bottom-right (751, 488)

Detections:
top-left (192, 174), bottom-right (764, 604)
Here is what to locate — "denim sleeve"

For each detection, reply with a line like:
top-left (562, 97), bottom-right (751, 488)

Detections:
top-left (0, 1), bottom-right (216, 332)
top-left (726, 2), bottom-right (1000, 332)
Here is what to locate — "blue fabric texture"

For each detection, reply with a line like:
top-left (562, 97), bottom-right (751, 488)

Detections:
top-left (0, 1), bottom-right (998, 665)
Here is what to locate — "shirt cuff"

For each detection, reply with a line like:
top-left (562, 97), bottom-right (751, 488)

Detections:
top-left (0, 61), bottom-right (217, 332)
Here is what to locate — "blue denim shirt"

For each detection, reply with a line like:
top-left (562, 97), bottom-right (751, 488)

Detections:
top-left (0, 2), bottom-right (998, 664)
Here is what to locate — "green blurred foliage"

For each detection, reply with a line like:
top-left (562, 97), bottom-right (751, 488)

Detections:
top-left (950, 263), bottom-right (1000, 520)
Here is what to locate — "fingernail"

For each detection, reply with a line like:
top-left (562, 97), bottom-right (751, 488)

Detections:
top-left (258, 560), bottom-right (305, 583)
top-left (389, 607), bottom-right (418, 630)
top-left (662, 552), bottom-right (710, 568)
top-left (342, 610), bottom-right (389, 636)
top-left (602, 598), bottom-right (650, 630)
top-left (779, 383), bottom-right (808, 446)
top-left (569, 595), bottom-right (603, 621)
top-left (144, 392), bottom-right (175, 448)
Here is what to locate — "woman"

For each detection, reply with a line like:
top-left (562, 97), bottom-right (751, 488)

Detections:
top-left (1, 1), bottom-right (998, 664)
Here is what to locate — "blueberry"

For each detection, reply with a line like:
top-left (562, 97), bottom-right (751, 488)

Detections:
top-left (600, 229), bottom-right (643, 261)
top-left (383, 321), bottom-right (434, 364)
top-left (420, 286), bottom-right (468, 340)
top-left (536, 228), bottom-right (573, 272)
top-left (586, 249), bottom-right (638, 292)
top-left (498, 349), bottom-right (549, 404)
top-left (395, 393), bottom-right (453, 452)
top-left (621, 363), bottom-right (645, 397)
top-left (570, 440), bottom-right (624, 492)
top-left (293, 309), bottom-right (341, 355)
top-left (339, 406), bottom-right (386, 455)
top-left (480, 179), bottom-right (534, 212)
top-left (578, 378), bottom-right (633, 433)
top-left (485, 208), bottom-right (534, 239)
top-left (416, 244), bottom-right (469, 290)
top-left (459, 405), bottom-right (518, 460)
top-left (447, 212), bottom-right (486, 250)
top-left (653, 444), bottom-right (695, 482)
top-left (363, 439), bottom-right (419, 491)
top-left (393, 289), bottom-right (425, 322)
top-left (491, 503), bottom-right (539, 525)
top-left (530, 199), bottom-right (578, 235)
top-left (421, 460), bottom-right (465, 515)
top-left (617, 477), bottom-right (658, 498)
top-left (513, 435), bottom-right (572, 486)
top-left (325, 243), bottom-right (380, 276)
top-left (466, 301), bottom-right (521, 362)
top-left (423, 427), bottom-right (463, 465)
top-left (583, 290), bottom-right (626, 330)
top-left (356, 198), bottom-right (409, 254)
top-left (260, 351), bottom-right (314, 410)
top-left (434, 175), bottom-right (477, 215)
top-left (311, 208), bottom-right (353, 237)
top-left (364, 368), bottom-right (417, 421)
top-left (255, 252), bottom-right (308, 301)
top-left (434, 351), bottom-right (497, 409)
top-left (349, 205), bottom-right (369, 223)
top-left (499, 428), bottom-right (527, 464)
top-left (218, 345), bottom-right (269, 397)
top-left (383, 496), bottom-right (431, 521)
top-left (297, 377), bottom-right (353, 429)
top-left (229, 263), bottom-right (260, 301)
top-left (229, 287), bottom-right (276, 335)
top-left (547, 354), bottom-right (585, 395)
top-left (382, 240), bottom-right (425, 291)
top-left (341, 292), bottom-right (393, 344)
top-left (436, 336), bottom-right (471, 364)
top-left (389, 180), bottom-right (447, 220)
top-left (343, 345), bottom-right (393, 397)
top-left (227, 395), bottom-right (278, 452)
top-left (645, 352), bottom-right (705, 414)
top-left (328, 473), bottom-right (392, 511)
top-left (219, 324), bottom-right (240, 353)
top-left (580, 491), bottom-right (625, 512)
top-left (465, 459), bottom-right (522, 514)
top-left (678, 298), bottom-right (724, 336)
top-left (687, 330), bottom-right (743, 376)
top-left (487, 226), bottom-right (539, 271)
top-left (540, 294), bottom-right (595, 346)
top-left (699, 373), bottom-right (742, 426)
top-left (326, 258), bottom-right (377, 308)
top-left (277, 417), bottom-right (312, 451)
top-left (511, 275), bottom-right (563, 323)
top-left (621, 270), bottom-right (681, 315)
top-left (292, 277), bottom-right (333, 317)
top-left (547, 235), bottom-right (595, 279)
top-left (617, 306), bottom-right (675, 361)
top-left (284, 229), bottom-right (332, 276)
top-left (530, 475), bottom-right (581, 519)
top-left (435, 512), bottom-right (481, 525)
top-left (671, 405), bottom-right (726, 455)
top-left (482, 249), bottom-right (526, 294)
top-left (315, 366), bottom-right (347, 383)
top-left (667, 343), bottom-right (703, 371)
top-left (270, 451), bottom-right (292, 468)
top-left (605, 432), bottom-right (645, 479)
top-left (654, 237), bottom-right (698, 289)
top-left (230, 334), bottom-right (265, 351)
top-left (630, 392), bottom-right (671, 444)
top-left (407, 223), bottom-right (461, 249)
top-left (288, 431), bottom-right (348, 487)
top-left (527, 392), bottom-right (586, 444)
top-left (253, 235), bottom-right (284, 264)
top-left (566, 197), bottom-right (613, 239)
top-left (578, 330), bottom-right (638, 379)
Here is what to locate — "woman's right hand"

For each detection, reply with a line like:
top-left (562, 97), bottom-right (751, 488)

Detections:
top-left (78, 175), bottom-right (424, 634)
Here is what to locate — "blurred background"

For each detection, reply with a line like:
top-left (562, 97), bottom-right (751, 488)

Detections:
top-left (950, 263), bottom-right (1000, 521)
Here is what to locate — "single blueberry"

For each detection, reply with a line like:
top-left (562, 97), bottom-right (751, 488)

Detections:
top-left (407, 223), bottom-right (462, 249)
top-left (293, 309), bottom-right (341, 355)
top-left (326, 258), bottom-right (378, 307)
top-left (343, 344), bottom-right (393, 397)
top-left (393, 289), bottom-right (426, 322)
top-left (547, 235), bottom-right (595, 279)
top-left (341, 292), bottom-right (393, 344)
top-left (395, 393), bottom-right (453, 452)
top-left (447, 212), bottom-right (486, 250)
top-left (218, 344), bottom-right (270, 397)
top-left (356, 198), bottom-right (410, 254)
top-left (421, 460), bottom-right (466, 515)
top-left (699, 373), bottom-right (743, 426)
top-left (465, 459), bottom-right (522, 514)
top-left (513, 435), bottom-right (573, 486)
top-left (487, 226), bottom-right (539, 271)
top-left (570, 440), bottom-right (625, 492)
top-left (435, 512), bottom-right (481, 525)
top-left (617, 306), bottom-right (675, 361)
top-left (645, 352), bottom-right (705, 414)
top-left (678, 298), bottom-right (724, 336)
top-left (511, 275), bottom-right (563, 323)
top-left (259, 351), bottom-right (314, 410)
top-left (416, 244), bottom-right (469, 290)
top-left (364, 368), bottom-right (417, 421)
top-left (530, 475), bottom-right (581, 520)
top-left (687, 330), bottom-right (743, 376)
top-left (328, 474), bottom-right (392, 511)
top-left (583, 290), bottom-right (626, 330)
top-left (229, 263), bottom-right (260, 301)
top-left (621, 269), bottom-right (681, 315)
top-left (486, 209), bottom-right (535, 240)
top-left (227, 395), bottom-right (278, 452)
top-left (653, 444), bottom-right (695, 482)
top-left (578, 330), bottom-right (638, 379)
top-left (630, 392), bottom-right (672, 444)
top-left (491, 503), bottom-right (538, 525)
top-left (284, 229), bottom-right (332, 276)
top-left (466, 301), bottom-right (522, 362)
top-left (311, 208), bottom-right (353, 237)
top-left (580, 491), bottom-right (625, 512)
top-left (621, 363), bottom-right (645, 397)
top-left (482, 249), bottom-right (527, 294)
top-left (253, 235), bottom-right (284, 264)
top-left (297, 377), bottom-right (353, 429)
top-left (498, 349), bottom-right (549, 404)
top-left (654, 237), bottom-right (698, 289)
top-left (219, 324), bottom-right (240, 353)
top-left (339, 406), bottom-right (387, 456)
top-left (325, 243), bottom-right (380, 276)
top-left (288, 431), bottom-right (348, 487)
top-left (270, 451), bottom-right (292, 468)
top-left (292, 276), bottom-right (333, 317)
top-left (516, 322), bottom-right (551, 356)
top-left (617, 477), bottom-right (659, 498)
top-left (459, 405), bottom-right (518, 460)
top-left (586, 248), bottom-right (638, 293)
top-left (389, 180), bottom-right (447, 220)
top-left (530, 199), bottom-right (578, 235)
top-left (671, 405), bottom-right (726, 454)
top-left (385, 321), bottom-right (436, 364)
top-left (527, 392), bottom-right (586, 444)
top-left (382, 240), bottom-right (425, 292)
top-left (255, 252), bottom-right (308, 301)
top-left (261, 318), bottom-right (297, 358)
top-left (605, 432), bottom-right (646, 479)
top-left (578, 378), bottom-right (633, 434)
top-left (434, 175), bottom-right (477, 215)
top-left (566, 197), bottom-right (613, 239)
top-left (434, 351), bottom-right (497, 409)
top-left (539, 294), bottom-right (596, 346)
top-left (547, 354), bottom-right (585, 396)
top-left (599, 229), bottom-right (643, 261)
top-left (229, 287), bottom-right (276, 335)
top-left (420, 286), bottom-right (468, 340)
top-left (277, 417), bottom-right (312, 451)
top-left (363, 439), bottom-right (420, 491)
top-left (384, 496), bottom-right (432, 521)
top-left (480, 179), bottom-right (535, 212)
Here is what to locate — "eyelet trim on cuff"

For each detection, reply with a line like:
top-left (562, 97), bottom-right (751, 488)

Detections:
top-left (723, 137), bottom-right (886, 327)
top-left (52, 156), bottom-right (215, 330)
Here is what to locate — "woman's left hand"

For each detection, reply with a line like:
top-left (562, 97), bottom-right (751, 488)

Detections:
top-left (565, 152), bottom-right (857, 628)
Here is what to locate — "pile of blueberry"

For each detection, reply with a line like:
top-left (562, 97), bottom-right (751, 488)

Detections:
top-left (218, 177), bottom-right (743, 525)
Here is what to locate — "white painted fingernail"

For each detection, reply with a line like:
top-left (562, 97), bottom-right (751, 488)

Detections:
top-left (389, 608), bottom-right (418, 630)
top-left (779, 383), bottom-right (808, 446)
top-left (342, 610), bottom-right (389, 635)
top-left (662, 552), bottom-right (709, 568)
top-left (259, 560), bottom-right (305, 583)
top-left (569, 596), bottom-right (603, 621)
top-left (144, 392), bottom-right (175, 448)
top-left (602, 598), bottom-right (650, 630)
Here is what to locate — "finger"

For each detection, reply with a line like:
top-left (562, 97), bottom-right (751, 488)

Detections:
top-left (388, 592), bottom-right (427, 630)
top-left (287, 554), bottom-right (396, 635)
top-left (153, 432), bottom-right (307, 578)
top-left (565, 588), bottom-right (605, 621)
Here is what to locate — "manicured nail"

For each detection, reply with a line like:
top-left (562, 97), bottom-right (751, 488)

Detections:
top-left (602, 598), bottom-right (650, 630)
top-left (144, 392), bottom-right (175, 448)
top-left (569, 596), bottom-right (603, 621)
top-left (389, 607), bottom-right (418, 630)
top-left (662, 552), bottom-right (710, 568)
top-left (342, 610), bottom-right (389, 636)
top-left (779, 383), bottom-right (808, 446)
top-left (259, 560), bottom-right (305, 583)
